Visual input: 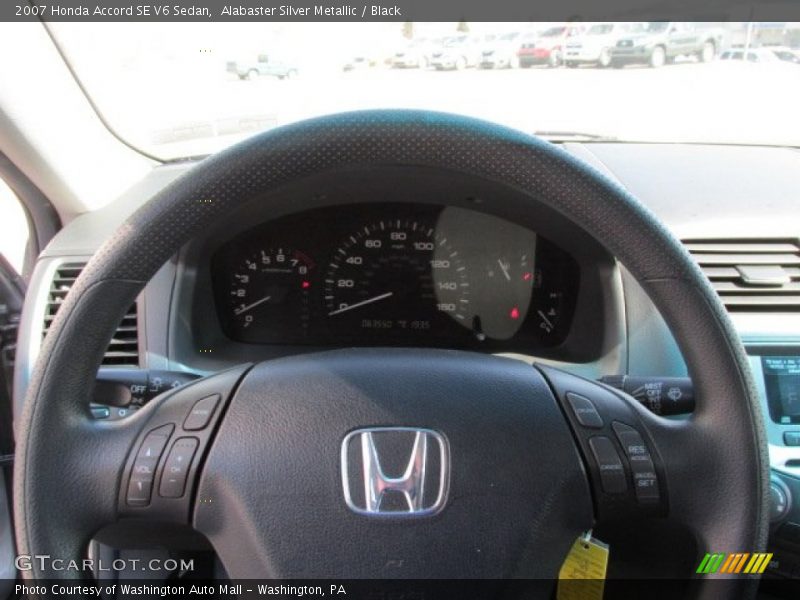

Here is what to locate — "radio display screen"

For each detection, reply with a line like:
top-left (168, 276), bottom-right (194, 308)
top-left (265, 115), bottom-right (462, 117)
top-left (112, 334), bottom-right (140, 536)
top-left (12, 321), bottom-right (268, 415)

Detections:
top-left (762, 356), bottom-right (800, 425)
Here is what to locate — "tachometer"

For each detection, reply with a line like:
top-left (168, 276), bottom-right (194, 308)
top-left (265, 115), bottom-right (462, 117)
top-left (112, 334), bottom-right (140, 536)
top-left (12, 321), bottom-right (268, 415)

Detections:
top-left (225, 247), bottom-right (315, 341)
top-left (323, 219), bottom-right (470, 338)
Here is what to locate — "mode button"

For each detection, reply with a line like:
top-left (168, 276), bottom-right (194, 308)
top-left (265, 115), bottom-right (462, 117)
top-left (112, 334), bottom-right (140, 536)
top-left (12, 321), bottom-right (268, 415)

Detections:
top-left (183, 394), bottom-right (220, 431)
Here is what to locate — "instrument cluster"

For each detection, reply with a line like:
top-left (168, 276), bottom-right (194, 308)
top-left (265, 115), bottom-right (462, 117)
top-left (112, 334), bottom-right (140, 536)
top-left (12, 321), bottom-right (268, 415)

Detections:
top-left (211, 203), bottom-right (579, 350)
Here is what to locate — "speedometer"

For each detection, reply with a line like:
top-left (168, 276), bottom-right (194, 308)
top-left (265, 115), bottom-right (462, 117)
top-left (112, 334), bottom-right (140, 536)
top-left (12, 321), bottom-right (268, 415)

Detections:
top-left (323, 219), bottom-right (471, 339)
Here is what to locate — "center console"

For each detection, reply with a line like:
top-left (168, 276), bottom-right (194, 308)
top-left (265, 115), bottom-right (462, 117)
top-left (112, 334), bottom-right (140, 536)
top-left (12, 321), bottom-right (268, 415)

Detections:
top-left (747, 346), bottom-right (800, 579)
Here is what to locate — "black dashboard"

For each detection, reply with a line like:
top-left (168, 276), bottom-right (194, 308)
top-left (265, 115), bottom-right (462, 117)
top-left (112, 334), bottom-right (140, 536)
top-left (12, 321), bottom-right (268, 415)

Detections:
top-left (210, 203), bottom-right (579, 351)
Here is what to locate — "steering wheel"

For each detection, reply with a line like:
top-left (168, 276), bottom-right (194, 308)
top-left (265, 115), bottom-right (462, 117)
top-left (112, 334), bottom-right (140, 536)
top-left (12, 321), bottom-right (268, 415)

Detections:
top-left (14, 111), bottom-right (768, 597)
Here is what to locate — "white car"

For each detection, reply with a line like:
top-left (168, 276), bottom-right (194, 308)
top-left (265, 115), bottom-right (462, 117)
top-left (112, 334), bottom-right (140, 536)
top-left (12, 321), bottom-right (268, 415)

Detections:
top-left (391, 39), bottom-right (436, 68)
top-left (429, 36), bottom-right (483, 71)
top-left (769, 46), bottom-right (800, 64)
top-left (719, 48), bottom-right (781, 63)
top-left (564, 23), bottom-right (635, 68)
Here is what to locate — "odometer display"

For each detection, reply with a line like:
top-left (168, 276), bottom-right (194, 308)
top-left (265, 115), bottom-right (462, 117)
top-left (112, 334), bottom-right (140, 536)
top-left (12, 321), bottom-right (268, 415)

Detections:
top-left (323, 219), bottom-right (471, 340)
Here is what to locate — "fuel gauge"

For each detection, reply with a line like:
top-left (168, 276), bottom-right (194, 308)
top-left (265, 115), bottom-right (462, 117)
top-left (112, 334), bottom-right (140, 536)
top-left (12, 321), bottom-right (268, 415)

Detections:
top-left (533, 287), bottom-right (564, 337)
top-left (526, 237), bottom-right (577, 345)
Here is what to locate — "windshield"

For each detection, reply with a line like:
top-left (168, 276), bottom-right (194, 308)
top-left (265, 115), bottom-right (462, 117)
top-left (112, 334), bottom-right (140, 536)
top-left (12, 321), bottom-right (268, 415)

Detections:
top-left (45, 21), bottom-right (800, 159)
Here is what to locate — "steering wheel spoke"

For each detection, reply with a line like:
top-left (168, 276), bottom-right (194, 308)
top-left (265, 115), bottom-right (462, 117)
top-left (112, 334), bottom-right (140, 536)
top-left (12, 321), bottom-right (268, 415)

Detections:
top-left (14, 364), bottom-right (249, 579)
top-left (537, 365), bottom-right (668, 521)
top-left (539, 362), bottom-right (764, 597)
top-left (116, 365), bottom-right (250, 523)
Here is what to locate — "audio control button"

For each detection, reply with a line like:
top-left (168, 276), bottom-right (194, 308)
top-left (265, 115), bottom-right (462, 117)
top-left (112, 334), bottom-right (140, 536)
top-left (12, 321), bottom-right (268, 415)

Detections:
top-left (159, 438), bottom-right (198, 498)
top-left (126, 424), bottom-right (174, 506)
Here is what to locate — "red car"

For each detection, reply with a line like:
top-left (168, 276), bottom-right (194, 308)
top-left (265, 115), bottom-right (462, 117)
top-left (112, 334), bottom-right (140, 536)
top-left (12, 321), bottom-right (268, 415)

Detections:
top-left (518, 25), bottom-right (584, 68)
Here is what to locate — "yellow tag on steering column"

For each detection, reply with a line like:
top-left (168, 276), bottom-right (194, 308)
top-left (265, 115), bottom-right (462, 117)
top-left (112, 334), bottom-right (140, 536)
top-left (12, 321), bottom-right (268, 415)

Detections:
top-left (557, 532), bottom-right (609, 600)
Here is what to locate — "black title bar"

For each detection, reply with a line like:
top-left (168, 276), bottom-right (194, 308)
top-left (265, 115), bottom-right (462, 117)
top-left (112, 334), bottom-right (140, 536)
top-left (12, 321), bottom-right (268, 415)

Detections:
top-left (5, 0), bottom-right (800, 22)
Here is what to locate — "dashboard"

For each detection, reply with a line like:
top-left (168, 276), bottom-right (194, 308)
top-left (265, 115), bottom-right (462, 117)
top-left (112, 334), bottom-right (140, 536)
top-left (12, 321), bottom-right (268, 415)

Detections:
top-left (210, 203), bottom-right (579, 350)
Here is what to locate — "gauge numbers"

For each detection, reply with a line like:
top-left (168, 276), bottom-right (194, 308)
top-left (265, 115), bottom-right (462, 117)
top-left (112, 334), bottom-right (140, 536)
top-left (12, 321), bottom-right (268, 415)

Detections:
top-left (227, 247), bottom-right (314, 340)
top-left (323, 219), bottom-right (470, 338)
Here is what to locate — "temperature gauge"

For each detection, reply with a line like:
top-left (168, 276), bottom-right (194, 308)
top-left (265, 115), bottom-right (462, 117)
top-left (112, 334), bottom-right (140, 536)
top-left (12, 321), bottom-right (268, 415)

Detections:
top-left (474, 253), bottom-right (536, 340)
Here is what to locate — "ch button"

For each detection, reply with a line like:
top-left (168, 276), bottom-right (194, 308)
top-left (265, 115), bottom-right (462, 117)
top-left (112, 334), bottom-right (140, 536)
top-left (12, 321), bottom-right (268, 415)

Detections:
top-left (159, 437), bottom-right (198, 498)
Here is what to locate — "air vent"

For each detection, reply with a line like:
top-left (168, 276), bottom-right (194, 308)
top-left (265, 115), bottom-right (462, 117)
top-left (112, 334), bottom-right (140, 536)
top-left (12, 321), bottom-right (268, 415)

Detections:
top-left (684, 239), bottom-right (800, 312)
top-left (43, 262), bottom-right (140, 366)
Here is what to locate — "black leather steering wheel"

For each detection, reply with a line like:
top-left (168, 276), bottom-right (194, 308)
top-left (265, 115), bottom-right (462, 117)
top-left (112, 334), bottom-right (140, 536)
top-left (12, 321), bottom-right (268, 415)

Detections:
top-left (14, 111), bottom-right (769, 597)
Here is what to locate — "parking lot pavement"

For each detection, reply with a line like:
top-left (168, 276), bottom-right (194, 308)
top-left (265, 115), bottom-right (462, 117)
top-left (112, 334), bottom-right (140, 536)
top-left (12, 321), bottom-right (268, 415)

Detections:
top-left (99, 61), bottom-right (800, 157)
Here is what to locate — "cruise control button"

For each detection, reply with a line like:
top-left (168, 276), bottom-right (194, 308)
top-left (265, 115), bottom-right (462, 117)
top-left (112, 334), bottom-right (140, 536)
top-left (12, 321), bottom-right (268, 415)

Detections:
top-left (566, 392), bottom-right (604, 428)
top-left (588, 436), bottom-right (627, 494)
top-left (183, 394), bottom-right (219, 431)
top-left (159, 437), bottom-right (198, 498)
top-left (630, 465), bottom-right (660, 502)
top-left (612, 422), bottom-right (660, 502)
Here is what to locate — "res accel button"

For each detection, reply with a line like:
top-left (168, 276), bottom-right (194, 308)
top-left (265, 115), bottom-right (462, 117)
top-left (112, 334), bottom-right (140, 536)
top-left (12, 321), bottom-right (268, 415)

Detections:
top-left (588, 436), bottom-right (627, 494)
top-left (183, 394), bottom-right (220, 431)
top-left (612, 421), bottom-right (660, 503)
top-left (566, 392), bottom-right (604, 428)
